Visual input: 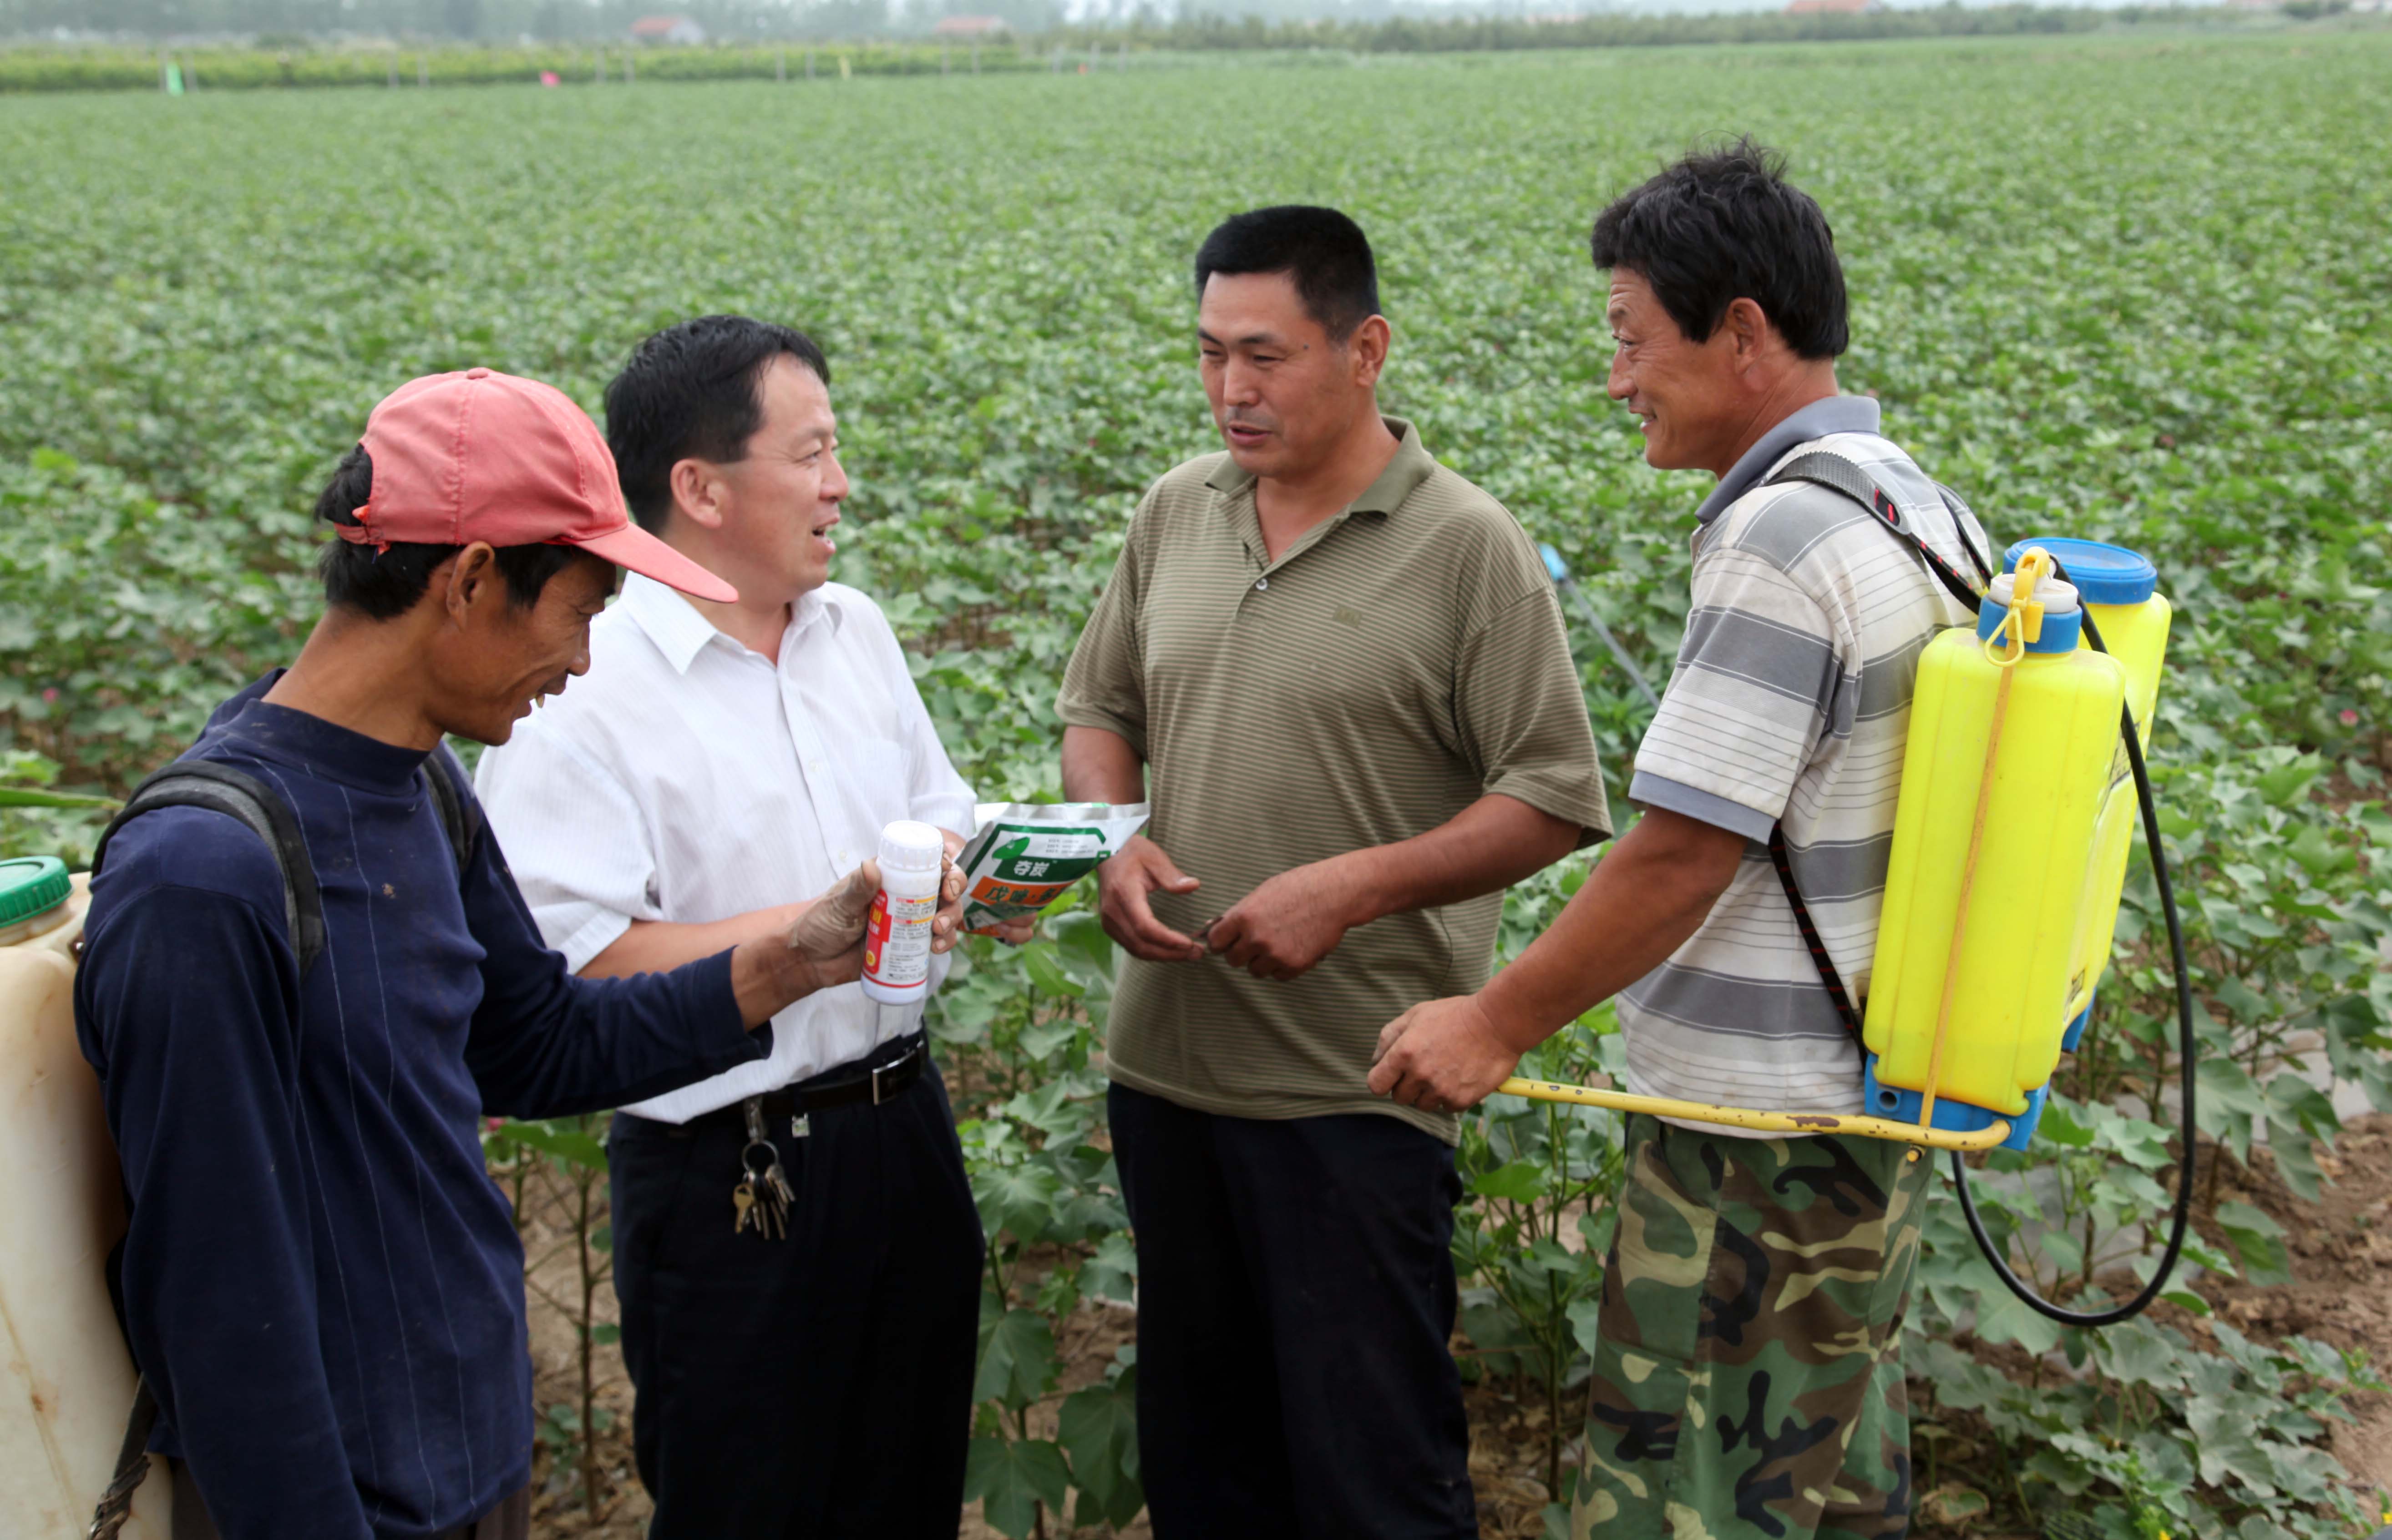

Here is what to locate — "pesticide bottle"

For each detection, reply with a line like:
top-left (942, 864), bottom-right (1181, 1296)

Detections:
top-left (861, 821), bottom-right (944, 1006)
top-left (2002, 537), bottom-right (2173, 1050)
top-left (1863, 551), bottom-right (2128, 1150)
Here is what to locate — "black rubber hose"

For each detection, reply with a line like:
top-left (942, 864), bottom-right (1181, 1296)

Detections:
top-left (1947, 594), bottom-right (2200, 1327)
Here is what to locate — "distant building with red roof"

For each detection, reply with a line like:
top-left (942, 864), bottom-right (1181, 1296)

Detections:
top-left (629, 15), bottom-right (706, 44)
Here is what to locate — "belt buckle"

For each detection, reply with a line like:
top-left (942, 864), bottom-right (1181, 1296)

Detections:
top-left (872, 1041), bottom-right (919, 1106)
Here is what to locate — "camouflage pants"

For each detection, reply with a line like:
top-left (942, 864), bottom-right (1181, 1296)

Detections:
top-left (1572, 1114), bottom-right (1932, 1540)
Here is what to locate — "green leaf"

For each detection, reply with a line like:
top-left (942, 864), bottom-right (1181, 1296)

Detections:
top-left (963, 1434), bottom-right (1069, 1538)
top-left (2215, 1201), bottom-right (2292, 1287)
top-left (1964, 1258), bottom-right (2065, 1356)
top-left (1034, 1262), bottom-right (1081, 1318)
top-left (1019, 941), bottom-right (1084, 999)
top-left (1567, 1295), bottom-right (1605, 1360)
top-left (1060, 1373), bottom-right (1144, 1529)
top-left (1081, 1230), bottom-right (1138, 1306)
top-left (2038, 1100), bottom-right (2098, 1148)
top-left (2094, 1318), bottom-right (2179, 1389)
top-left (2254, 750), bottom-right (2323, 808)
top-left (0, 785), bottom-right (117, 808)
top-left (2195, 1056), bottom-right (2266, 1160)
top-left (2185, 1397), bottom-right (2285, 1498)
top-left (1469, 1159), bottom-right (1549, 1203)
top-left (502, 1120), bottom-right (608, 1170)
top-left (2262, 1121), bottom-right (2326, 1205)
top-left (971, 1161), bottom-right (1062, 1243)
top-left (2286, 821), bottom-right (2354, 877)
top-left (1048, 909), bottom-right (1118, 983)
top-left (973, 1303), bottom-right (1059, 1409)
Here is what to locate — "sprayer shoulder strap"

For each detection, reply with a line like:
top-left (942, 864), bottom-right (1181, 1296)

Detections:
top-left (1768, 450), bottom-right (1993, 609)
top-left (1765, 825), bottom-right (1866, 1046)
top-left (90, 748), bottom-right (479, 978)
top-left (93, 760), bottom-right (328, 974)
top-left (1757, 451), bottom-right (1996, 1051)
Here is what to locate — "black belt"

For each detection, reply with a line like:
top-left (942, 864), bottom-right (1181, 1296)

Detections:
top-left (654, 1033), bottom-right (929, 1137)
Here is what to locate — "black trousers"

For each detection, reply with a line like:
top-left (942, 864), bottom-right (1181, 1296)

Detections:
top-left (609, 1047), bottom-right (984, 1540)
top-left (1109, 1082), bottom-right (1478, 1540)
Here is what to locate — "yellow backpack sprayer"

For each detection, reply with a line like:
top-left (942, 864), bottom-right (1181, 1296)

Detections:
top-left (1532, 456), bottom-right (2198, 1328)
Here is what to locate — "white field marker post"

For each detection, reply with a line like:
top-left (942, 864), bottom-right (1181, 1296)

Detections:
top-left (418, 54), bottom-right (427, 86)
top-left (972, 41), bottom-right (980, 73)
top-left (388, 53), bottom-right (398, 86)
top-left (777, 48), bottom-right (786, 81)
top-left (627, 49), bottom-right (635, 82)
top-left (806, 48), bottom-right (815, 78)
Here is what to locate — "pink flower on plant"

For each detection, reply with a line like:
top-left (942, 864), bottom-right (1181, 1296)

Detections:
top-left (41, 687), bottom-right (58, 704)
top-left (2341, 709), bottom-right (2361, 727)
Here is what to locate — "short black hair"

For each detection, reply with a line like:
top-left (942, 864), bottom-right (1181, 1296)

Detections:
top-left (1590, 137), bottom-right (1848, 361)
top-left (313, 445), bottom-right (596, 619)
top-left (1194, 205), bottom-right (1382, 342)
top-left (603, 315), bottom-right (831, 534)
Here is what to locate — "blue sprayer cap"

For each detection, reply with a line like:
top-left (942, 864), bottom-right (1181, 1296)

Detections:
top-left (1976, 563), bottom-right (2085, 653)
top-left (2002, 537), bottom-right (2157, 608)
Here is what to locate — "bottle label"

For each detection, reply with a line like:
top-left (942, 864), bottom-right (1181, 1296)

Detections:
top-left (863, 887), bottom-right (938, 989)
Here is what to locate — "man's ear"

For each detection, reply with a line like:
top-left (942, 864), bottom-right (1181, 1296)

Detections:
top-left (1723, 297), bottom-right (1775, 375)
top-left (445, 542), bottom-right (500, 623)
top-left (1348, 314), bottom-right (1393, 389)
top-left (669, 458), bottom-right (727, 532)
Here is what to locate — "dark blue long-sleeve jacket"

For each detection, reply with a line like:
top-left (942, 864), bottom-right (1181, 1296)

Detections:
top-left (75, 677), bottom-right (771, 1538)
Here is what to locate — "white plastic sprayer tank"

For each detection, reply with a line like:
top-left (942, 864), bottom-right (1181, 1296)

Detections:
top-left (0, 856), bottom-right (172, 1537)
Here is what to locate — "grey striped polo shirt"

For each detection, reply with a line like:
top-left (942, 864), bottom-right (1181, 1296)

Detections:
top-left (1058, 417), bottom-right (1612, 1141)
top-left (1622, 396), bottom-right (1991, 1123)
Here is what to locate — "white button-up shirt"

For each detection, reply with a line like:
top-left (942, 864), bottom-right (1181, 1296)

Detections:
top-left (474, 574), bottom-right (975, 1122)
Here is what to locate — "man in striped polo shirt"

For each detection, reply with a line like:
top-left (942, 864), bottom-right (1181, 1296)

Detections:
top-left (1371, 141), bottom-right (1990, 1539)
top-left (1058, 205), bottom-right (1612, 1536)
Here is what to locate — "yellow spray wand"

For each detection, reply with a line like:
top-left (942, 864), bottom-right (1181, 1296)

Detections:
top-left (1489, 1075), bottom-right (2012, 1150)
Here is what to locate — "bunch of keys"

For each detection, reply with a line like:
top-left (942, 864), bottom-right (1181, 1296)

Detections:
top-left (732, 1096), bottom-right (796, 1238)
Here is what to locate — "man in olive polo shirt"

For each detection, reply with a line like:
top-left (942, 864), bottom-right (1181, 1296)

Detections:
top-left (1056, 205), bottom-right (1611, 1536)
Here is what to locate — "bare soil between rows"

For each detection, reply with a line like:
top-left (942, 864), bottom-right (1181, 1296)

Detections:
top-left (519, 1114), bottom-right (2392, 1539)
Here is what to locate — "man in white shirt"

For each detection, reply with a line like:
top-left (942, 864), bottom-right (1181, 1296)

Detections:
top-left (476, 316), bottom-right (1023, 1537)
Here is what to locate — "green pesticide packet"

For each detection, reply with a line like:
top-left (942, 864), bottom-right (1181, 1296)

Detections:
top-left (956, 801), bottom-right (1151, 934)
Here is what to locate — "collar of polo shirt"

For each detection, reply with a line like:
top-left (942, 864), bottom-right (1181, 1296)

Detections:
top-left (618, 571), bottom-right (847, 675)
top-left (1201, 415), bottom-right (1436, 519)
top-left (1693, 395), bottom-right (1883, 526)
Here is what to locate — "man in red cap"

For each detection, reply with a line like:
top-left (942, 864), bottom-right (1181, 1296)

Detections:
top-left (75, 368), bottom-right (969, 1539)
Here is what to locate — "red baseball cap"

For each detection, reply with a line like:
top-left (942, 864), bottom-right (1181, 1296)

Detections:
top-left (340, 367), bottom-right (737, 604)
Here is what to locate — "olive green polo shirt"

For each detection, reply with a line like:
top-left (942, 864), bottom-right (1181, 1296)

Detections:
top-left (1056, 417), bottom-right (1612, 1141)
